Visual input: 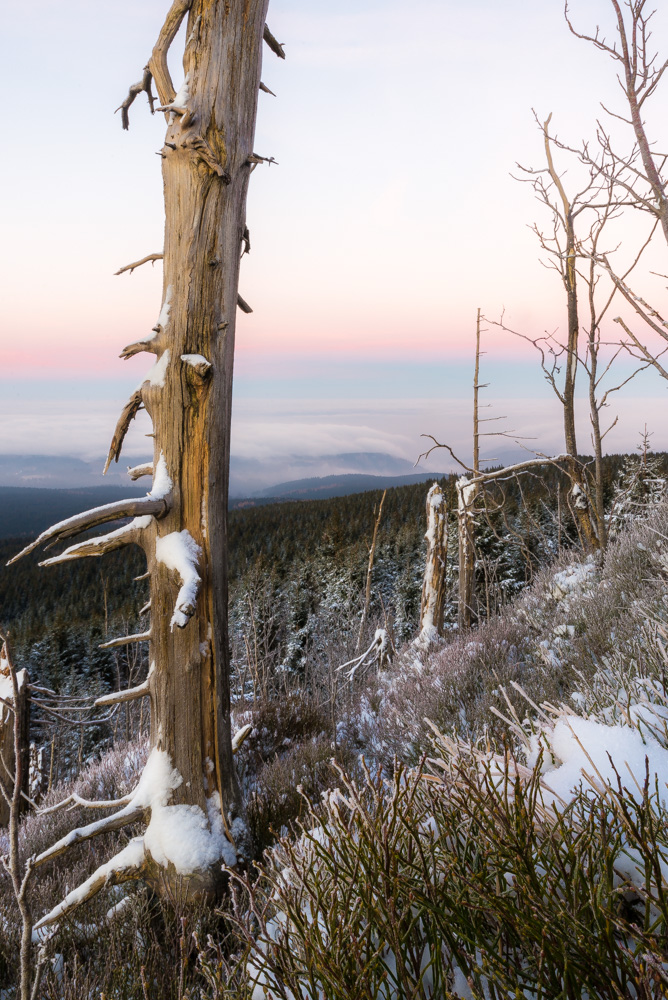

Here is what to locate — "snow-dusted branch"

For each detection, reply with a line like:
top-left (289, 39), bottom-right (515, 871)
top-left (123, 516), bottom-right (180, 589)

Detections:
top-left (232, 724), bottom-right (252, 754)
top-left (128, 462), bottom-right (154, 481)
top-left (7, 497), bottom-right (167, 565)
top-left (103, 389), bottom-right (145, 474)
top-left (33, 839), bottom-right (146, 931)
top-left (33, 801), bottom-right (146, 870)
top-left (337, 630), bottom-right (389, 681)
top-left (36, 516), bottom-right (152, 569)
top-left (37, 791), bottom-right (135, 817)
top-left (99, 632), bottom-right (152, 651)
top-left (95, 678), bottom-right (151, 707)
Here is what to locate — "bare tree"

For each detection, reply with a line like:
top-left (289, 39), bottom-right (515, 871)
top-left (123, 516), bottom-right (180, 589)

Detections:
top-left (563, 1), bottom-right (668, 378)
top-left (356, 490), bottom-right (387, 651)
top-left (418, 482), bottom-right (449, 646)
top-left (490, 111), bottom-right (653, 550)
top-left (565, 0), bottom-right (668, 242)
top-left (7, 0), bottom-right (283, 925)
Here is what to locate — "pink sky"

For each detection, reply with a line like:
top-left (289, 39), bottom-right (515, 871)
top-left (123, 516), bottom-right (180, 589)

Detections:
top-left (1, 0), bottom-right (667, 479)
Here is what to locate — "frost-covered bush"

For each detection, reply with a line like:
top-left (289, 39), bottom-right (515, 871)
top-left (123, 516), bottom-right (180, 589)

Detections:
top-left (217, 693), bottom-right (668, 1000)
top-left (356, 501), bottom-right (668, 772)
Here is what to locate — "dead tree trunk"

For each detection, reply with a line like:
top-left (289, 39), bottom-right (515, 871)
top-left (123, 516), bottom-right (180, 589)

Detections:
top-left (8, 0), bottom-right (282, 920)
top-left (542, 116), bottom-right (599, 552)
top-left (0, 660), bottom-right (29, 829)
top-left (457, 476), bottom-right (477, 630)
top-left (457, 315), bottom-right (482, 630)
top-left (418, 483), bottom-right (448, 645)
top-left (356, 490), bottom-right (387, 651)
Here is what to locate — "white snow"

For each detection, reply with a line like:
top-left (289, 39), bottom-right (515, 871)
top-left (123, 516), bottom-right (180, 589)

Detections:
top-left (155, 529), bottom-right (202, 629)
top-left (33, 838), bottom-right (146, 935)
top-left (181, 353), bottom-right (210, 368)
top-left (148, 453), bottom-right (173, 501)
top-left (549, 558), bottom-right (597, 602)
top-left (142, 286), bottom-right (173, 346)
top-left (0, 668), bottom-right (26, 723)
top-left (171, 74), bottom-right (190, 108)
top-left (142, 349), bottom-right (171, 389)
top-left (529, 715), bottom-right (668, 812)
top-left (157, 286), bottom-right (172, 329)
top-left (138, 750), bottom-right (237, 873)
top-left (457, 475), bottom-right (478, 511)
top-left (34, 749), bottom-right (238, 933)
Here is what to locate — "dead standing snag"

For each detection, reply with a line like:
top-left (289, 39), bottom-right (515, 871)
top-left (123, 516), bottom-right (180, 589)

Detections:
top-left (8, 0), bottom-right (282, 916)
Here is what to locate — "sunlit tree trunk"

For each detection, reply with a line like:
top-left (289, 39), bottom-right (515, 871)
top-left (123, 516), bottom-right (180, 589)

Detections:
top-left (9, 0), bottom-right (281, 911)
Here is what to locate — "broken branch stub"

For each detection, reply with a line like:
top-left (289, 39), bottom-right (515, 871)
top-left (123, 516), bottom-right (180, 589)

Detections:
top-left (103, 390), bottom-right (144, 474)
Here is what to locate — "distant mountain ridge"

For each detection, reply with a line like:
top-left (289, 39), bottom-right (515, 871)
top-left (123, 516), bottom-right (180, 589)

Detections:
top-left (234, 471), bottom-right (448, 506)
top-left (0, 452), bottom-right (443, 494)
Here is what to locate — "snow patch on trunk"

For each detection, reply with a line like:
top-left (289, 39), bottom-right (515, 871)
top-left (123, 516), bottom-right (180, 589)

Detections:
top-left (141, 349), bottom-right (171, 389)
top-left (139, 749), bottom-right (236, 873)
top-left (148, 453), bottom-right (173, 501)
top-left (155, 529), bottom-right (202, 629)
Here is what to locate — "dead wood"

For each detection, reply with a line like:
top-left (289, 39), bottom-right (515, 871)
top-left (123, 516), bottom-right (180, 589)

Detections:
top-left (103, 390), bottom-right (144, 474)
top-left (114, 253), bottom-right (163, 276)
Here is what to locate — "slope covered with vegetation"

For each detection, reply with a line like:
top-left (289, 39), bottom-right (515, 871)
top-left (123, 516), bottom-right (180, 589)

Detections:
top-left (1, 454), bottom-right (668, 996)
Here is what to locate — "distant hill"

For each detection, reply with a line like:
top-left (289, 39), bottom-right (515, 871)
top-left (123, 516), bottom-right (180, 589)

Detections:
top-left (231, 471), bottom-right (448, 507)
top-left (0, 486), bottom-right (147, 539)
top-left (0, 452), bottom-right (448, 497)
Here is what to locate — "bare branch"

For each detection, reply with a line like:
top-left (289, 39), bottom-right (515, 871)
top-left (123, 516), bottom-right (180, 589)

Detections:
top-left (99, 632), bottom-right (152, 651)
top-left (263, 24), bottom-right (286, 59)
top-left (237, 294), bottom-right (253, 314)
top-left (37, 518), bottom-right (149, 569)
top-left (616, 316), bottom-right (668, 380)
top-left (115, 253), bottom-right (163, 276)
top-left (8, 498), bottom-right (167, 565)
top-left (94, 679), bottom-right (150, 707)
top-left (33, 839), bottom-right (146, 930)
top-left (259, 82), bottom-right (276, 96)
top-left (116, 66), bottom-right (156, 131)
top-left (600, 255), bottom-right (668, 342)
top-left (149, 0), bottom-right (193, 106)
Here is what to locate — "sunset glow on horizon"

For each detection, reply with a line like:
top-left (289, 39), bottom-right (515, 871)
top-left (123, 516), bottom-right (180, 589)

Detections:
top-left (2, 0), bottom-right (667, 487)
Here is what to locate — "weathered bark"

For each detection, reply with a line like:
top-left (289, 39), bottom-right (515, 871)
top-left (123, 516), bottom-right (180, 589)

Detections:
top-left (0, 668), bottom-right (29, 829)
top-left (137, 0), bottom-right (272, 890)
top-left (0, 672), bottom-right (30, 827)
top-left (457, 476), bottom-right (477, 630)
top-left (418, 483), bottom-right (448, 645)
top-left (7, 0), bottom-right (276, 903)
